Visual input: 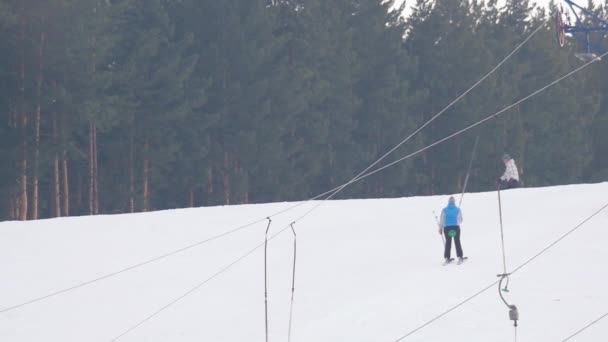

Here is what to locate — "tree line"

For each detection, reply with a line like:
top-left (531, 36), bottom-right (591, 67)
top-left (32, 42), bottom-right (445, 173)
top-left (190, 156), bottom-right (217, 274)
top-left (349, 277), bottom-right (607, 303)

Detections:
top-left (1, 0), bottom-right (607, 221)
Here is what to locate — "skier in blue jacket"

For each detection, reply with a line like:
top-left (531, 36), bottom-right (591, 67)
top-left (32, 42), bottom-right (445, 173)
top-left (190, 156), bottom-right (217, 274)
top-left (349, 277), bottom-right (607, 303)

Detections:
top-left (438, 196), bottom-right (465, 263)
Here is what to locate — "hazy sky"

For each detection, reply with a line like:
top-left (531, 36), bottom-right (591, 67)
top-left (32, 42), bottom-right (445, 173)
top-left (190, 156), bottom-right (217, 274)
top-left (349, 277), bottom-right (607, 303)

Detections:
top-left (392, 0), bottom-right (557, 18)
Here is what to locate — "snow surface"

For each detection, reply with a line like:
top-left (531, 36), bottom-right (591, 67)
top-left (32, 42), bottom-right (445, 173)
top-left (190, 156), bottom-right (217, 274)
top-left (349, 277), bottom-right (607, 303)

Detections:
top-left (1, 183), bottom-right (608, 341)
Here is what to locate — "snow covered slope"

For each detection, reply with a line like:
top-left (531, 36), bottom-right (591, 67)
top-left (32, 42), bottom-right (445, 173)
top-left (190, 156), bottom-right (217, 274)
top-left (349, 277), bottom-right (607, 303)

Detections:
top-left (1, 183), bottom-right (608, 342)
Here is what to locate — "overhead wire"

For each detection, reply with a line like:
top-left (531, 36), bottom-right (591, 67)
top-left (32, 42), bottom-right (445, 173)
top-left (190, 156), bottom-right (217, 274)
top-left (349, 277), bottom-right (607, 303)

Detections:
top-left (497, 186), bottom-right (511, 291)
top-left (109, 236), bottom-right (268, 342)
top-left (390, 200), bottom-right (608, 341)
top-left (0, 13), bottom-right (544, 318)
top-left (347, 50), bottom-right (608, 187)
top-left (391, 280), bottom-right (500, 342)
top-left (0, 218), bottom-right (266, 314)
top-left (561, 311), bottom-right (608, 341)
top-left (112, 27), bottom-right (607, 341)
top-left (283, 22), bottom-right (546, 226)
top-left (110, 216), bottom-right (301, 341)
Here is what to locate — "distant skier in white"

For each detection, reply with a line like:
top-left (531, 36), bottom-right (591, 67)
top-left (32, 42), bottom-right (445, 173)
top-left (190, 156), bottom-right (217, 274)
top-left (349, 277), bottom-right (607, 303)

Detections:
top-left (498, 153), bottom-right (520, 189)
top-left (438, 196), bottom-right (465, 263)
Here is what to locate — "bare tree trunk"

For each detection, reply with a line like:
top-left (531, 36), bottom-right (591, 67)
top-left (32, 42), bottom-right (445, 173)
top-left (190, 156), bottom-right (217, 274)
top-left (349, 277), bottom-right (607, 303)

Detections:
top-left (93, 123), bottom-right (99, 214)
top-left (18, 1), bottom-right (28, 221)
top-left (88, 121), bottom-right (99, 214)
top-left (129, 135), bottom-right (135, 213)
top-left (236, 161), bottom-right (249, 204)
top-left (32, 31), bottom-right (45, 220)
top-left (207, 166), bottom-right (213, 194)
top-left (19, 114), bottom-right (28, 221)
top-left (53, 154), bottom-right (60, 217)
top-left (7, 113), bottom-right (16, 220)
top-left (89, 26), bottom-right (96, 213)
top-left (188, 189), bottom-right (194, 207)
top-left (62, 151), bottom-right (69, 216)
top-left (77, 171), bottom-right (83, 210)
top-left (422, 153), bottom-right (429, 195)
top-left (142, 141), bottom-right (150, 212)
top-left (457, 174), bottom-right (463, 192)
top-left (8, 110), bottom-right (14, 127)
top-left (430, 163), bottom-right (436, 196)
top-left (32, 135), bottom-right (39, 220)
top-left (89, 121), bottom-right (94, 215)
top-left (223, 152), bottom-right (231, 205)
top-left (49, 110), bottom-right (61, 217)
top-left (9, 191), bottom-right (17, 220)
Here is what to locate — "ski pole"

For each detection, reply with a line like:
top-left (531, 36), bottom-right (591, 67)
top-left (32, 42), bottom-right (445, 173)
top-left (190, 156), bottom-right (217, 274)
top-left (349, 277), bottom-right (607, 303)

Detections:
top-left (433, 211), bottom-right (445, 246)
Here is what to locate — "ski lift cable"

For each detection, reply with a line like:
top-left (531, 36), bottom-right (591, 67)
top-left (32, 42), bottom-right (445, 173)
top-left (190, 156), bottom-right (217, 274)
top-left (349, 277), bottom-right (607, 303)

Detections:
top-left (390, 201), bottom-right (608, 342)
top-left (1, 16), bottom-right (546, 318)
top-left (391, 279), bottom-right (500, 342)
top-left (353, 50), bottom-right (608, 186)
top-left (459, 136), bottom-right (479, 207)
top-left (110, 216), bottom-right (299, 341)
top-left (561, 311), bottom-right (608, 341)
top-left (111, 52), bottom-right (607, 340)
top-left (287, 222), bottom-right (298, 342)
top-left (109, 236), bottom-right (268, 342)
top-left (497, 186), bottom-right (511, 291)
top-left (0, 217), bottom-right (267, 315)
top-left (263, 219), bottom-right (297, 342)
top-left (264, 218), bottom-right (272, 342)
top-left (5, 31), bottom-right (602, 342)
top-left (496, 186), bottom-right (518, 341)
top-left (285, 22), bottom-right (546, 227)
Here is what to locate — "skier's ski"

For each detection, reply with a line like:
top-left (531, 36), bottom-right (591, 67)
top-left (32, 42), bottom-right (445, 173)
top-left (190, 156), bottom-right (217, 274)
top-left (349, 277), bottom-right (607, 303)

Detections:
top-left (442, 258), bottom-right (455, 266)
top-left (457, 257), bottom-right (468, 265)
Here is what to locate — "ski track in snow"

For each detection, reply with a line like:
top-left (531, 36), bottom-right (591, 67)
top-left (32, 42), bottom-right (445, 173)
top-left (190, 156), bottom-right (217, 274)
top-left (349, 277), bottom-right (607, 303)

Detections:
top-left (1, 182), bottom-right (607, 341)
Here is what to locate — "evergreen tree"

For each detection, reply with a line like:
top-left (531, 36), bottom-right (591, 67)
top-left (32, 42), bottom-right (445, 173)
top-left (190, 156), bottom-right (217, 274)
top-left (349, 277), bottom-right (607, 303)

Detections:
top-left (106, 0), bottom-right (199, 211)
top-left (349, 0), bottom-right (422, 198)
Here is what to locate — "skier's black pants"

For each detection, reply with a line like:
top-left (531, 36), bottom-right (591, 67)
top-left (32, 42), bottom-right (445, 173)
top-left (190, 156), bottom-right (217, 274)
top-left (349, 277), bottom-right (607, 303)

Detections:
top-left (444, 226), bottom-right (463, 259)
top-left (500, 179), bottom-right (519, 189)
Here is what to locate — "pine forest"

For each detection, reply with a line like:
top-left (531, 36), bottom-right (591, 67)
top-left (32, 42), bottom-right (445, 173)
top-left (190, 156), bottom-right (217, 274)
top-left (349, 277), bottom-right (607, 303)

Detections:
top-left (1, 0), bottom-right (607, 221)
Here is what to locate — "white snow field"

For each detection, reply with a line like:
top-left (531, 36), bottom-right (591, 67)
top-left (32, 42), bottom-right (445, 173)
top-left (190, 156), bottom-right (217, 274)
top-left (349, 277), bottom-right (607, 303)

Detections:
top-left (1, 182), bottom-right (608, 342)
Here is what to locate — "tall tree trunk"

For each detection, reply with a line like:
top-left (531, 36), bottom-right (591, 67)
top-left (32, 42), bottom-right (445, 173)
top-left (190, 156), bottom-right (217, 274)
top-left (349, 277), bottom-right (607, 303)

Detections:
top-left (49, 110), bottom-right (61, 217)
top-left (430, 163), bottom-right (436, 196)
top-left (88, 121), bottom-right (99, 214)
top-left (129, 135), bottom-right (135, 213)
top-left (421, 151), bottom-right (430, 195)
top-left (62, 151), bottom-right (70, 216)
top-left (142, 141), bottom-right (150, 212)
top-left (19, 114), bottom-right (28, 221)
top-left (207, 166), bottom-right (213, 194)
top-left (93, 123), bottom-right (99, 214)
top-left (188, 189), bottom-right (194, 207)
top-left (32, 31), bottom-right (46, 220)
top-left (8, 112), bottom-right (17, 220)
top-left (223, 152), bottom-right (231, 205)
top-left (88, 24), bottom-right (99, 215)
top-left (89, 121), bottom-right (94, 214)
top-left (8, 110), bottom-right (15, 127)
top-left (77, 171), bottom-right (83, 210)
top-left (9, 191), bottom-right (17, 221)
top-left (18, 0), bottom-right (28, 221)
top-left (53, 154), bottom-right (61, 217)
